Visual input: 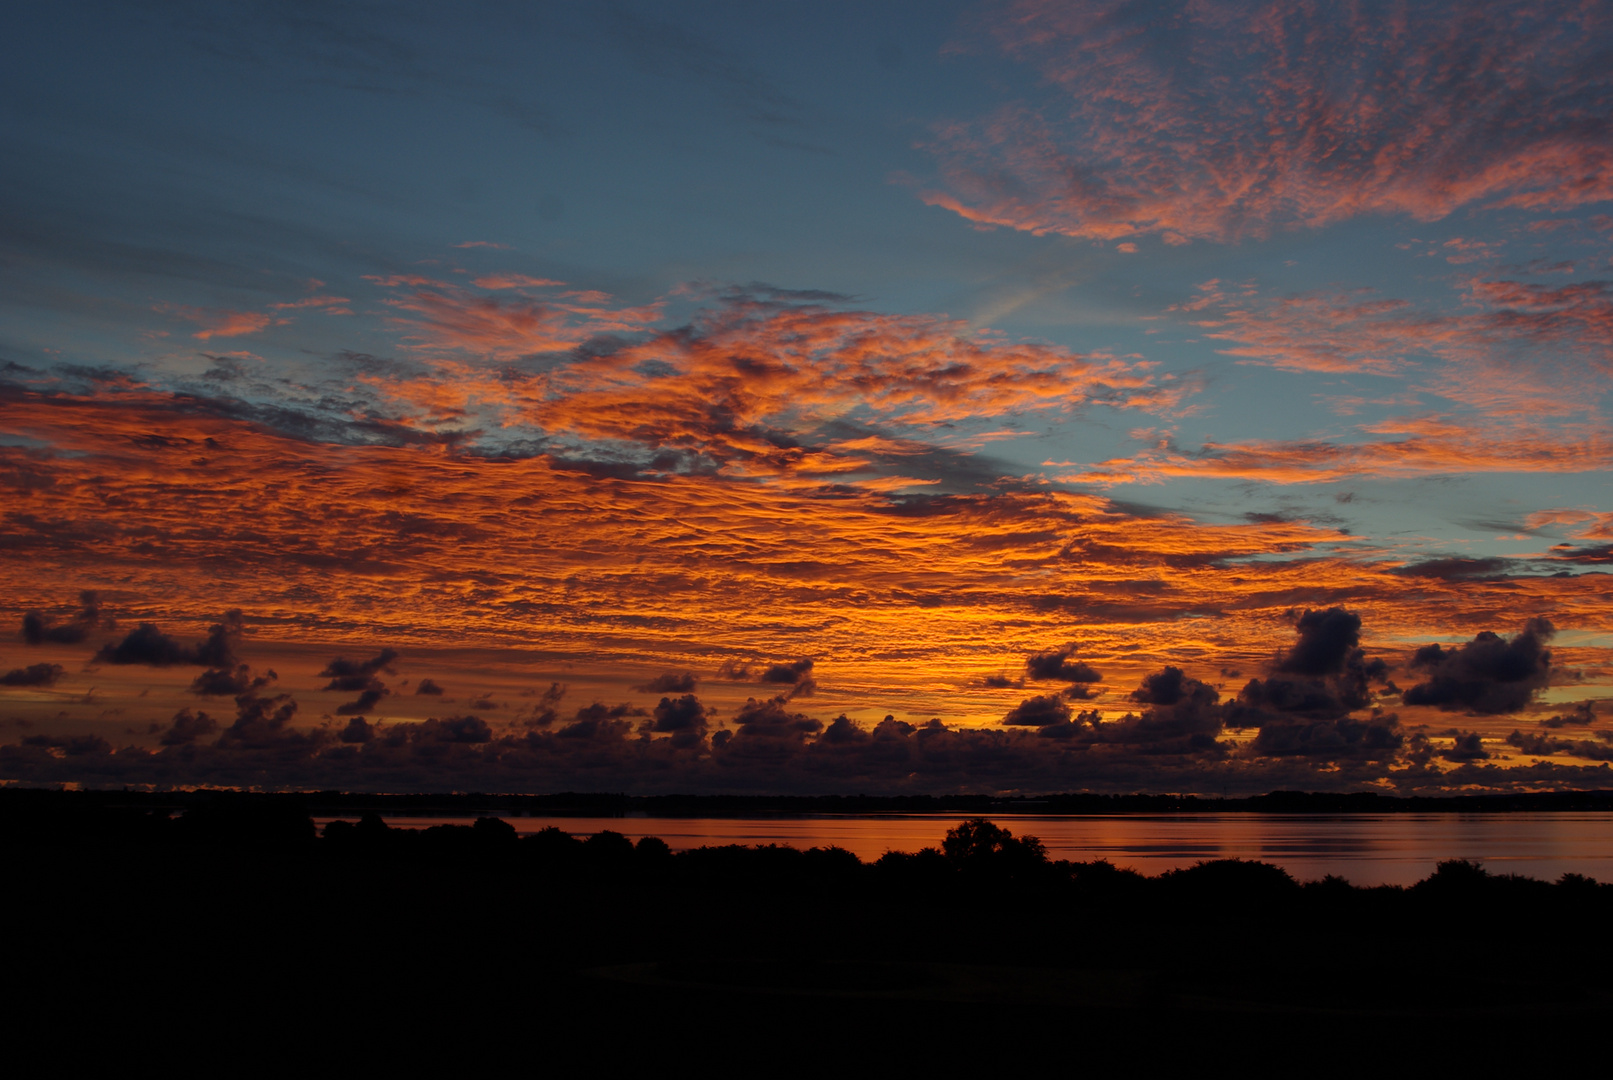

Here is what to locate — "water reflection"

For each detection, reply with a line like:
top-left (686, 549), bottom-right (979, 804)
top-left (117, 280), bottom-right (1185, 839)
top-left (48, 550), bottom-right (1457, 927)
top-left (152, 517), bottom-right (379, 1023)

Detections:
top-left (315, 812), bottom-right (1613, 886)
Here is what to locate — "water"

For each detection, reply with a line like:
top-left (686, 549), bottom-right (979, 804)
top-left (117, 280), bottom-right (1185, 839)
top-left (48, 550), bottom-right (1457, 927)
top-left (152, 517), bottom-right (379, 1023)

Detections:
top-left (315, 812), bottom-right (1613, 886)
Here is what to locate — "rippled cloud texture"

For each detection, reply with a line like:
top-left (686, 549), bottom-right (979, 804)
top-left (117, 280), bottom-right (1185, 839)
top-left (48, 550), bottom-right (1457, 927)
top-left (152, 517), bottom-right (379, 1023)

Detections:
top-left (0, 1), bottom-right (1609, 793)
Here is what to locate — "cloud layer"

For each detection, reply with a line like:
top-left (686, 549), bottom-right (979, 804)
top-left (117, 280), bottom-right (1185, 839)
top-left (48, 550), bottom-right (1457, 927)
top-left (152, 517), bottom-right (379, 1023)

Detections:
top-left (925, 0), bottom-right (1613, 242)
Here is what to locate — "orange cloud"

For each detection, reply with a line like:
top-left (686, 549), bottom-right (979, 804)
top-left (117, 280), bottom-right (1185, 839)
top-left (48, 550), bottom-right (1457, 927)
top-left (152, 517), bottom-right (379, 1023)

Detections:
top-left (357, 291), bottom-right (1166, 479)
top-left (374, 278), bottom-right (662, 359)
top-left (161, 306), bottom-right (277, 340)
top-left (925, 1), bottom-right (1613, 242)
top-left (1526, 509), bottom-right (1613, 540)
top-left (1063, 419), bottom-right (1613, 487)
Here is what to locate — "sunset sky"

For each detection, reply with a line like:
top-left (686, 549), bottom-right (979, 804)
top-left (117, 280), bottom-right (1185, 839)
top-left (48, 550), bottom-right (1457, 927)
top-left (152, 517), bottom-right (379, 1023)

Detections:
top-left (2, 0), bottom-right (1610, 794)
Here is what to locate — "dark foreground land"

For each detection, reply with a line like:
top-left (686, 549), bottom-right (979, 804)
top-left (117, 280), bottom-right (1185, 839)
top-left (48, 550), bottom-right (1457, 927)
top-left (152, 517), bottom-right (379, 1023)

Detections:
top-left (6, 790), bottom-right (1611, 1070)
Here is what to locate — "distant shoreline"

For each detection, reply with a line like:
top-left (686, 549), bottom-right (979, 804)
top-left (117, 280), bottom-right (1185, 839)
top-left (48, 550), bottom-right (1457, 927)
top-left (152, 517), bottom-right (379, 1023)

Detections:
top-left (4, 787), bottom-right (1612, 817)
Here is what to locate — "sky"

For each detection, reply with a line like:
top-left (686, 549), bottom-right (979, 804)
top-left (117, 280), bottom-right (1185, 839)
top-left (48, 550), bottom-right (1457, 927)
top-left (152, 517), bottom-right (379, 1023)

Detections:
top-left (2, 0), bottom-right (1611, 795)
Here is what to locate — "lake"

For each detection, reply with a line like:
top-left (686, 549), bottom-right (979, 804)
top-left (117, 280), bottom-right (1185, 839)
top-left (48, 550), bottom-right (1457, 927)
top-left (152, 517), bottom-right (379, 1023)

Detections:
top-left (316, 812), bottom-right (1613, 886)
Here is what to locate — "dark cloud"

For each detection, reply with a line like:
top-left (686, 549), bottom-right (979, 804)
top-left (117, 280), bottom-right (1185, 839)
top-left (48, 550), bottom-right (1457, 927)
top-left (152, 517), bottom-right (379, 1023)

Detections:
top-left (715, 659), bottom-right (753, 680)
top-left (1441, 731), bottom-right (1490, 762)
top-left (573, 702), bottom-right (648, 724)
top-left (21, 591), bottom-right (104, 645)
top-left (732, 695), bottom-right (822, 738)
top-left (1003, 694), bottom-right (1072, 727)
top-left (336, 688), bottom-right (388, 715)
top-left (759, 658), bottom-right (817, 697)
top-left (1504, 728), bottom-right (1613, 761)
top-left (216, 691), bottom-right (305, 749)
top-left (339, 716), bottom-right (374, 744)
top-left (20, 733), bottom-right (109, 756)
top-left (981, 674), bottom-right (1023, 688)
top-left (190, 664), bottom-right (276, 697)
top-left (1392, 558), bottom-right (1511, 581)
top-left (1227, 609), bottom-right (1390, 726)
top-left (1276, 608), bottom-right (1362, 677)
top-left (0, 662), bottom-right (64, 687)
top-left (635, 671), bottom-right (698, 694)
top-left (651, 694), bottom-right (708, 733)
top-left (1130, 666), bottom-right (1218, 708)
top-left (1101, 668), bottom-right (1224, 751)
top-left (651, 693), bottom-right (709, 748)
top-left (94, 610), bottom-right (242, 668)
top-left (1540, 701), bottom-right (1598, 728)
top-left (160, 708), bottom-right (219, 746)
top-left (1403, 618), bottom-right (1555, 714)
top-left (320, 647), bottom-right (397, 715)
top-left (1548, 543), bottom-right (1613, 564)
top-left (319, 648), bottom-right (398, 692)
top-left (384, 715), bottom-right (493, 745)
top-left (515, 683), bottom-right (567, 728)
top-left (1253, 715), bottom-right (1403, 758)
top-left (415, 678), bottom-right (444, 696)
top-left (1024, 646), bottom-right (1103, 684)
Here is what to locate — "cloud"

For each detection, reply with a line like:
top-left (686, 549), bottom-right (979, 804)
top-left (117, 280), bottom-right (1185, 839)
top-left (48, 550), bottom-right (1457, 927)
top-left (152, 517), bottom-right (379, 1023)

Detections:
top-left (415, 678), bottom-right (444, 696)
top-left (1253, 715), bottom-right (1403, 758)
top-left (358, 288), bottom-right (1162, 474)
top-left (160, 708), bottom-right (219, 746)
top-left (336, 688), bottom-right (388, 716)
top-left (319, 649), bottom-right (399, 692)
top-left (925, 1), bottom-right (1613, 242)
top-left (1504, 728), bottom-right (1613, 761)
top-left (1403, 618), bottom-right (1556, 714)
top-left (1228, 608), bottom-right (1391, 726)
top-left (1539, 701), bottom-right (1599, 729)
top-left (339, 717), bottom-right (373, 744)
top-left (215, 691), bottom-right (305, 750)
top-left (94, 611), bottom-right (242, 668)
top-left (651, 694), bottom-right (709, 748)
top-left (21, 591), bottom-right (104, 645)
top-left (1002, 694), bottom-right (1071, 727)
top-left (368, 275), bottom-right (661, 360)
top-left (730, 695), bottom-right (822, 740)
top-left (1129, 666), bottom-right (1217, 708)
top-left (320, 649), bottom-right (397, 714)
top-left (760, 658), bottom-right (817, 697)
top-left (1024, 646), bottom-right (1102, 683)
top-left (1440, 731), bottom-right (1491, 762)
top-left (162, 305), bottom-right (277, 340)
top-left (635, 671), bottom-right (698, 694)
top-left (0, 662), bottom-right (64, 687)
top-left (190, 664), bottom-right (275, 696)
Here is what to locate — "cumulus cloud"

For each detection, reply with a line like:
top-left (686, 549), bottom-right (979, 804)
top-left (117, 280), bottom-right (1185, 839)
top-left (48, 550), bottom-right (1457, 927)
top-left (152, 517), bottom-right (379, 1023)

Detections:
top-left (635, 671), bottom-right (698, 694)
top-left (1024, 646), bottom-right (1102, 684)
top-left (94, 611), bottom-right (242, 668)
top-left (160, 708), bottom-right (219, 746)
top-left (1253, 715), bottom-right (1403, 759)
top-left (320, 648), bottom-right (398, 692)
top-left (730, 696), bottom-right (822, 740)
top-left (415, 678), bottom-right (445, 696)
top-left (1003, 694), bottom-right (1072, 727)
top-left (0, 663), bottom-right (64, 687)
top-left (1539, 701), bottom-right (1599, 729)
top-left (21, 592), bottom-right (104, 645)
top-left (722, 658), bottom-right (818, 698)
top-left (190, 665), bottom-right (276, 697)
top-left (1228, 609), bottom-right (1391, 729)
top-left (1403, 618), bottom-right (1556, 714)
top-left (1130, 666), bottom-right (1218, 708)
top-left (320, 648), bottom-right (397, 715)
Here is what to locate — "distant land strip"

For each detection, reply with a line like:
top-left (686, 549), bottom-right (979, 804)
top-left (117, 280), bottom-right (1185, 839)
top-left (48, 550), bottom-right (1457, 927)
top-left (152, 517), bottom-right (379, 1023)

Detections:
top-left (4, 787), bottom-right (1613, 817)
